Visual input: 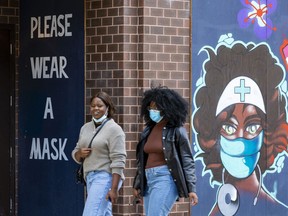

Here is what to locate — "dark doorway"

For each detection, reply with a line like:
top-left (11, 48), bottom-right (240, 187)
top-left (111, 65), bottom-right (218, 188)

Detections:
top-left (0, 25), bottom-right (15, 216)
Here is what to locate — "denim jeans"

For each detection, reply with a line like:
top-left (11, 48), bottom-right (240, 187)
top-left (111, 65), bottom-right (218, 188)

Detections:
top-left (144, 165), bottom-right (179, 216)
top-left (83, 171), bottom-right (122, 216)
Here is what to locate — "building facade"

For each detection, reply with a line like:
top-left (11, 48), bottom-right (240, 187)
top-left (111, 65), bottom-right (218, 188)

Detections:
top-left (0, 0), bottom-right (192, 215)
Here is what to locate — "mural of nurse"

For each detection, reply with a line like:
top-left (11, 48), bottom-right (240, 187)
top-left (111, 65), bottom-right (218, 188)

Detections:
top-left (192, 41), bottom-right (288, 215)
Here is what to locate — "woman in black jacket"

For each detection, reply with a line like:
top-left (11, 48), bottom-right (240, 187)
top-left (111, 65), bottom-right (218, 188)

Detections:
top-left (133, 86), bottom-right (198, 216)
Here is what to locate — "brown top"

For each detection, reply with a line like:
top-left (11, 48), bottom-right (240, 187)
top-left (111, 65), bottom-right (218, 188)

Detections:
top-left (144, 120), bottom-right (167, 169)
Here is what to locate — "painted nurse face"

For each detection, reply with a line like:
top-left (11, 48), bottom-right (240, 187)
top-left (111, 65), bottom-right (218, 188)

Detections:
top-left (218, 103), bottom-right (264, 178)
top-left (219, 104), bottom-right (263, 140)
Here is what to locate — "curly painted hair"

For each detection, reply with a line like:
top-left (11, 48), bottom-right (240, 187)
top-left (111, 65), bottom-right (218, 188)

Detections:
top-left (193, 42), bottom-right (288, 183)
top-left (141, 86), bottom-right (189, 127)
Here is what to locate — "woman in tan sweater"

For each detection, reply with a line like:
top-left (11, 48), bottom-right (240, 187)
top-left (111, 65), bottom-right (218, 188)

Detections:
top-left (72, 92), bottom-right (126, 216)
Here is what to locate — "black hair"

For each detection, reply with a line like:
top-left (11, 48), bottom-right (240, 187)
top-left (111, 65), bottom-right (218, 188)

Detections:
top-left (141, 86), bottom-right (189, 127)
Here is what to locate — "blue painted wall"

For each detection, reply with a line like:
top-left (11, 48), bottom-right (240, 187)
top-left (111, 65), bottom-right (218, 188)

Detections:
top-left (191, 0), bottom-right (288, 215)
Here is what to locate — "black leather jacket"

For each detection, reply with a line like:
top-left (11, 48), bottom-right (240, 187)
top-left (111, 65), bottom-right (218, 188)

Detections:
top-left (133, 124), bottom-right (197, 198)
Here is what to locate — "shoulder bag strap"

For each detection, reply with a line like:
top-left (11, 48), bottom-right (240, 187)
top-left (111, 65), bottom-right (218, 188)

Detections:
top-left (88, 118), bottom-right (110, 148)
top-left (79, 118), bottom-right (110, 165)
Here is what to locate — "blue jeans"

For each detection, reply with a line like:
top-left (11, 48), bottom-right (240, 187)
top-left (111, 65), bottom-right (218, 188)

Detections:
top-left (83, 171), bottom-right (121, 216)
top-left (144, 165), bottom-right (179, 216)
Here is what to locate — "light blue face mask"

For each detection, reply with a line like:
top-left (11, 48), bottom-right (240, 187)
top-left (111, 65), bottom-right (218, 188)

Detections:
top-left (149, 109), bottom-right (163, 123)
top-left (220, 130), bottom-right (263, 179)
top-left (93, 107), bottom-right (109, 123)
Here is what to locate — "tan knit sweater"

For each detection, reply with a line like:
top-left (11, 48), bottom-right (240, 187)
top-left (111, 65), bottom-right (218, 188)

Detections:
top-left (71, 119), bottom-right (126, 180)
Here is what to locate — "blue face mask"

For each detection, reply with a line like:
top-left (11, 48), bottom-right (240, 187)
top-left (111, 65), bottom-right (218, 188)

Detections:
top-left (220, 130), bottom-right (263, 179)
top-left (149, 109), bottom-right (163, 123)
top-left (93, 107), bottom-right (109, 123)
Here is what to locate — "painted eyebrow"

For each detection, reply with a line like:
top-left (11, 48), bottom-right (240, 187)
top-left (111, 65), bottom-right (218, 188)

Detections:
top-left (226, 115), bottom-right (238, 126)
top-left (244, 114), bottom-right (261, 125)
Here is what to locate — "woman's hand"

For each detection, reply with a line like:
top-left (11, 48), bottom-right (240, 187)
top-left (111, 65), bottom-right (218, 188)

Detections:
top-left (106, 188), bottom-right (118, 204)
top-left (75, 148), bottom-right (92, 161)
top-left (133, 188), bottom-right (139, 197)
top-left (132, 189), bottom-right (142, 205)
top-left (189, 192), bottom-right (198, 206)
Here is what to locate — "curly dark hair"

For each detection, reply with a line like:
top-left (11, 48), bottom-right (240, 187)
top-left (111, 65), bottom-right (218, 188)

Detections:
top-left (90, 91), bottom-right (116, 118)
top-left (141, 86), bottom-right (189, 127)
top-left (193, 42), bottom-right (288, 183)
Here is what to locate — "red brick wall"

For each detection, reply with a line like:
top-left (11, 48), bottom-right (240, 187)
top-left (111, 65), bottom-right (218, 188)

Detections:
top-left (0, 0), bottom-right (19, 58)
top-left (86, 0), bottom-right (191, 215)
top-left (0, 0), bottom-right (19, 24)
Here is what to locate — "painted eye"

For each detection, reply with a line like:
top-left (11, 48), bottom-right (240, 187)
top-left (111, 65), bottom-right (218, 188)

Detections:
top-left (222, 124), bottom-right (236, 135)
top-left (246, 124), bottom-right (260, 135)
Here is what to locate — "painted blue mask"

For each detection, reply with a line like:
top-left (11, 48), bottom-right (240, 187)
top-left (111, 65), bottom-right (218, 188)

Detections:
top-left (220, 130), bottom-right (263, 179)
top-left (149, 109), bottom-right (163, 123)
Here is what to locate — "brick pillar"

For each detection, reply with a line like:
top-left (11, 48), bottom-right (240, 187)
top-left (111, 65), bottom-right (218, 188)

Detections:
top-left (86, 1), bottom-right (142, 215)
top-left (85, 0), bottom-right (191, 215)
top-left (138, 1), bottom-right (191, 215)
